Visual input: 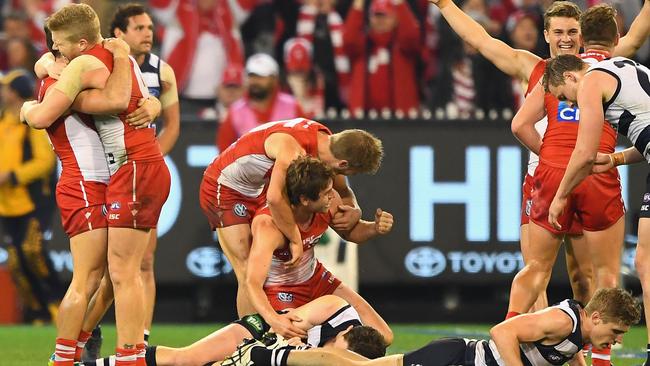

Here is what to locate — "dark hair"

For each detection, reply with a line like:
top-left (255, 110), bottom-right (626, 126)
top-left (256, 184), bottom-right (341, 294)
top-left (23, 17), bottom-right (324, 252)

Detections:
top-left (43, 24), bottom-right (61, 58)
top-left (344, 325), bottom-right (387, 359)
top-left (543, 1), bottom-right (581, 30)
top-left (580, 4), bottom-right (618, 47)
top-left (110, 3), bottom-right (147, 36)
top-left (285, 156), bottom-right (335, 205)
top-left (542, 54), bottom-right (585, 92)
top-left (585, 288), bottom-right (641, 326)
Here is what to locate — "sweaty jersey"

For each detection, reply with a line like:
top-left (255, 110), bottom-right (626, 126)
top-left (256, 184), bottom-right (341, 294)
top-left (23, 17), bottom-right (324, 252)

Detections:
top-left (471, 299), bottom-right (583, 366)
top-left (205, 118), bottom-right (332, 198)
top-left (540, 50), bottom-right (617, 167)
top-left (39, 77), bottom-right (110, 185)
top-left (259, 205), bottom-right (331, 286)
top-left (80, 44), bottom-right (163, 174)
top-left (589, 57), bottom-right (650, 161)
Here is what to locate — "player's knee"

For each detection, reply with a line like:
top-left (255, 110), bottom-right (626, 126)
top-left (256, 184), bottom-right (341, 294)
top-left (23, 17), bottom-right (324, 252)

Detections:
top-left (108, 262), bottom-right (138, 288)
top-left (140, 253), bottom-right (155, 273)
top-left (526, 259), bottom-right (554, 275)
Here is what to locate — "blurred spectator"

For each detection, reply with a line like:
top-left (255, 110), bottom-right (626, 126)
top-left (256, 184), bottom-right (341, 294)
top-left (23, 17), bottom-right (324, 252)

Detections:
top-left (295, 0), bottom-right (349, 110)
top-left (0, 11), bottom-right (45, 72)
top-left (215, 64), bottom-right (245, 120)
top-left (284, 37), bottom-right (324, 117)
top-left (4, 38), bottom-right (38, 74)
top-left (505, 11), bottom-right (541, 108)
top-left (0, 69), bottom-right (61, 324)
top-left (216, 53), bottom-right (304, 152)
top-left (343, 0), bottom-right (420, 114)
top-left (150, 0), bottom-right (253, 102)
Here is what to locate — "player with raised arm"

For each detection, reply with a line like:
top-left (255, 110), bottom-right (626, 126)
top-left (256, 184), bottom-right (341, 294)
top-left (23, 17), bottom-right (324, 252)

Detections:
top-left (200, 118), bottom-right (383, 316)
top-left (22, 4), bottom-right (170, 366)
top-left (543, 48), bottom-right (650, 365)
top-left (244, 156), bottom-right (393, 344)
top-left (229, 288), bottom-right (640, 366)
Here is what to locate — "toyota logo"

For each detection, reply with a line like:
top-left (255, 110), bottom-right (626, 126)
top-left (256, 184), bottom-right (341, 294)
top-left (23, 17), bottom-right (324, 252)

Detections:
top-left (404, 246), bottom-right (446, 277)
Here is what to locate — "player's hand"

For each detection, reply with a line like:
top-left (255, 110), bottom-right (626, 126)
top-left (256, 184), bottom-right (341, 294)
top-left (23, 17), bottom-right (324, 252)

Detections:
top-left (374, 208), bottom-right (394, 234)
top-left (286, 336), bottom-right (306, 347)
top-left (103, 38), bottom-right (130, 58)
top-left (428, 0), bottom-right (451, 9)
top-left (591, 152), bottom-right (615, 174)
top-left (285, 240), bottom-right (304, 268)
top-left (332, 205), bottom-right (362, 231)
top-left (20, 100), bottom-right (38, 125)
top-left (127, 97), bottom-right (161, 128)
top-left (548, 196), bottom-right (567, 230)
top-left (46, 58), bottom-right (68, 80)
top-left (269, 313), bottom-right (307, 339)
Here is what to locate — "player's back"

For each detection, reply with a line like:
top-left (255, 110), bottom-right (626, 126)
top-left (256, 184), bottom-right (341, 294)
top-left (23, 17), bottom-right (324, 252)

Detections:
top-left (40, 76), bottom-right (109, 185)
top-left (206, 118), bottom-right (331, 198)
top-left (81, 44), bottom-right (162, 174)
top-left (590, 56), bottom-right (650, 161)
top-left (539, 50), bottom-right (617, 167)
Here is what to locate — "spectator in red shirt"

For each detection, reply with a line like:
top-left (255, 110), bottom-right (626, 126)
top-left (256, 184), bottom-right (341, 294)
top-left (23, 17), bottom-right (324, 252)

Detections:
top-left (284, 37), bottom-right (324, 118)
top-left (216, 53), bottom-right (304, 152)
top-left (343, 0), bottom-right (420, 115)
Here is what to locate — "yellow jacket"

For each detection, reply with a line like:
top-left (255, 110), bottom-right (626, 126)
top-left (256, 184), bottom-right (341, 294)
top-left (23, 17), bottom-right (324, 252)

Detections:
top-left (0, 109), bottom-right (56, 217)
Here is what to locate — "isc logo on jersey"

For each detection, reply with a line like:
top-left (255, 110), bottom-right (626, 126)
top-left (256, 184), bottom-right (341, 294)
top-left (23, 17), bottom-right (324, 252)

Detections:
top-left (557, 101), bottom-right (580, 122)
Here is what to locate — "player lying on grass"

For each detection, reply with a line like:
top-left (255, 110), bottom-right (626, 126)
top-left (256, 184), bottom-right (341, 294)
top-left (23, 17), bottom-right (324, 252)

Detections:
top-left (81, 295), bottom-right (386, 366)
top-left (225, 288), bottom-right (639, 366)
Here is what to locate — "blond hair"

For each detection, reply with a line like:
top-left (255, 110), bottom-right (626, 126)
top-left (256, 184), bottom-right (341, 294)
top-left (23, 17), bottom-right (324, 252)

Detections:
top-left (46, 4), bottom-right (100, 43)
top-left (543, 1), bottom-right (581, 30)
top-left (330, 129), bottom-right (383, 174)
top-left (585, 288), bottom-right (641, 326)
top-left (580, 4), bottom-right (618, 47)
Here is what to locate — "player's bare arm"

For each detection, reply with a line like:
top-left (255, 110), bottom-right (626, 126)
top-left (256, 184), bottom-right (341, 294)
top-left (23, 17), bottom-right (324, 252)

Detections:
top-left (244, 214), bottom-right (308, 339)
top-left (330, 190), bottom-right (393, 243)
top-left (593, 146), bottom-right (645, 173)
top-left (613, 0), bottom-right (650, 57)
top-left (428, 0), bottom-right (540, 81)
top-left (511, 82), bottom-right (546, 154)
top-left (265, 133), bottom-right (308, 266)
top-left (154, 61), bottom-right (180, 155)
top-left (34, 52), bottom-right (64, 79)
top-left (548, 71), bottom-right (616, 229)
top-left (125, 96), bottom-right (163, 128)
top-left (331, 174), bottom-right (362, 231)
top-left (490, 308), bottom-right (574, 366)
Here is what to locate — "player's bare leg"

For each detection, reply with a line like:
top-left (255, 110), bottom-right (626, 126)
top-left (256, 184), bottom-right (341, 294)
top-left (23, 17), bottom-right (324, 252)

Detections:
top-left (564, 235), bottom-right (593, 304)
top-left (82, 271), bottom-right (114, 333)
top-left (216, 224), bottom-right (255, 316)
top-left (108, 228), bottom-right (152, 349)
top-left (520, 224), bottom-right (548, 312)
top-left (141, 229), bottom-right (158, 341)
top-left (332, 284), bottom-right (393, 345)
top-left (583, 217), bottom-right (624, 290)
top-left (636, 218), bottom-right (650, 364)
top-left (508, 221), bottom-right (563, 314)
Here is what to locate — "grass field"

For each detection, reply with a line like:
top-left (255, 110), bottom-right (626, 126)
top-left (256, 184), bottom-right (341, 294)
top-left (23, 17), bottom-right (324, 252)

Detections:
top-left (1, 324), bottom-right (648, 365)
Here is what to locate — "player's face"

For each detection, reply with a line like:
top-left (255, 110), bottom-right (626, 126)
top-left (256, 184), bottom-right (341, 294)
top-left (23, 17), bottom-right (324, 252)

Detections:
top-left (51, 31), bottom-right (83, 60)
top-left (308, 180), bottom-right (335, 213)
top-left (544, 17), bottom-right (580, 57)
top-left (548, 75), bottom-right (579, 104)
top-left (590, 319), bottom-right (628, 349)
top-left (123, 14), bottom-right (154, 56)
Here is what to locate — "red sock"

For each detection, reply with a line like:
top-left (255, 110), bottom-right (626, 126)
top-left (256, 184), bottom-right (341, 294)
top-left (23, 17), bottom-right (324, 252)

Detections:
top-left (136, 343), bottom-right (146, 366)
top-left (505, 311), bottom-right (521, 320)
top-left (54, 338), bottom-right (77, 366)
top-left (591, 346), bottom-right (611, 366)
top-left (75, 330), bottom-right (92, 361)
top-left (116, 347), bottom-right (139, 366)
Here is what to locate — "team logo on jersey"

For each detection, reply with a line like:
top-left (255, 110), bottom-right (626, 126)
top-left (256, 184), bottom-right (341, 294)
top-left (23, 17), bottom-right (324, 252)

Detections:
top-left (644, 193), bottom-right (650, 202)
top-left (128, 201), bottom-right (142, 217)
top-left (277, 292), bottom-right (294, 303)
top-left (548, 353), bottom-right (562, 362)
top-left (110, 201), bottom-right (121, 210)
top-left (557, 101), bottom-right (580, 122)
top-left (233, 203), bottom-right (248, 218)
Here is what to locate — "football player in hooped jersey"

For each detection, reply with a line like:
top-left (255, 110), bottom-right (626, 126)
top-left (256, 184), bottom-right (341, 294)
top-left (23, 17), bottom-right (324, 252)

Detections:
top-left (507, 10), bottom-right (628, 366)
top-left (200, 119), bottom-right (383, 317)
top-left (543, 51), bottom-right (650, 366)
top-left (232, 288), bottom-right (640, 366)
top-left (245, 156), bottom-right (393, 344)
top-left (22, 4), bottom-right (171, 366)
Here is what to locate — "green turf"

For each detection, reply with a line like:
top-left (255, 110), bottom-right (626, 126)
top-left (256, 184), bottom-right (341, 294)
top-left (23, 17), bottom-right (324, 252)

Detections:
top-left (0, 324), bottom-right (646, 365)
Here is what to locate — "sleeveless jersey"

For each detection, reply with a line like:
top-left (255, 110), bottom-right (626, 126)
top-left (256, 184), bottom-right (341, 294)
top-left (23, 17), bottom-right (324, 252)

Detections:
top-left (539, 50), bottom-right (617, 167)
top-left (588, 57), bottom-right (650, 161)
top-left (306, 305), bottom-right (362, 347)
top-left (139, 52), bottom-right (162, 98)
top-left (525, 60), bottom-right (549, 176)
top-left (81, 44), bottom-right (162, 174)
top-left (39, 77), bottom-right (110, 185)
top-left (205, 118), bottom-right (332, 198)
top-left (262, 205), bottom-right (332, 286)
top-left (471, 299), bottom-right (583, 366)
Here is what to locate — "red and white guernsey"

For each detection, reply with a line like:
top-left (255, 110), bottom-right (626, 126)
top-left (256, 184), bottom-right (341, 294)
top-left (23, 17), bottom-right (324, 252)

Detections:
top-left (539, 50), bottom-right (617, 167)
top-left (260, 205), bottom-right (332, 286)
top-left (39, 77), bottom-right (110, 185)
top-left (81, 44), bottom-right (163, 174)
top-left (525, 60), bottom-right (549, 176)
top-left (205, 118), bottom-right (332, 198)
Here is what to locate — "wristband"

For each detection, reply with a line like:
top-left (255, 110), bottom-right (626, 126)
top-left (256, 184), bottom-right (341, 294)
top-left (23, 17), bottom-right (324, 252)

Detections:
top-left (611, 152), bottom-right (626, 166)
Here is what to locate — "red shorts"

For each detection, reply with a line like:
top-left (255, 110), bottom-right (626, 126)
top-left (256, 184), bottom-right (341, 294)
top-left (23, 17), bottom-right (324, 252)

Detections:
top-left (530, 162), bottom-right (624, 235)
top-left (105, 160), bottom-right (170, 229)
top-left (56, 180), bottom-right (108, 237)
top-left (520, 174), bottom-right (534, 226)
top-left (264, 262), bottom-right (341, 311)
top-left (199, 174), bottom-right (267, 230)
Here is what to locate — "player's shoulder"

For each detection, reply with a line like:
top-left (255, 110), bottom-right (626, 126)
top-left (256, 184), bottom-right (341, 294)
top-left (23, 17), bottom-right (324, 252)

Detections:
top-left (160, 59), bottom-right (177, 82)
top-left (70, 54), bottom-right (106, 71)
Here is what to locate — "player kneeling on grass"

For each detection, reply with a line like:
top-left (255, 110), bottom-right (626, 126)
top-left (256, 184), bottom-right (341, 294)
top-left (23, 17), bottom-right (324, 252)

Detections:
top-left (227, 288), bottom-right (639, 366)
top-left (81, 295), bottom-right (386, 366)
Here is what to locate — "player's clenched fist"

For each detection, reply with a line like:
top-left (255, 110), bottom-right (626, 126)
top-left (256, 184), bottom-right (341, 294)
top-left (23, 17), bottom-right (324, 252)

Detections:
top-left (374, 208), bottom-right (394, 234)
